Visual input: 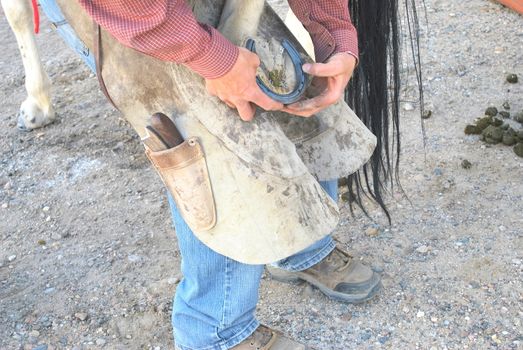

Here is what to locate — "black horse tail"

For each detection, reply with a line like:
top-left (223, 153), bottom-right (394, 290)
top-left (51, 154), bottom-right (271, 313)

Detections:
top-left (344, 0), bottom-right (425, 222)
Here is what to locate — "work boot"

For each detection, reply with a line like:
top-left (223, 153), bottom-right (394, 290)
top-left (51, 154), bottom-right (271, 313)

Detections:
top-left (231, 325), bottom-right (310, 349)
top-left (267, 247), bottom-right (382, 303)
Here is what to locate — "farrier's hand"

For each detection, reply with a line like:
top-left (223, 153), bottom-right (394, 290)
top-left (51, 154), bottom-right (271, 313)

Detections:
top-left (282, 53), bottom-right (357, 117)
top-left (205, 47), bottom-right (283, 121)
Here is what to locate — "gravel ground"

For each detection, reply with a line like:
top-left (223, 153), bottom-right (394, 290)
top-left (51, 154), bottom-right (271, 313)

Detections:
top-left (1, 1), bottom-right (522, 349)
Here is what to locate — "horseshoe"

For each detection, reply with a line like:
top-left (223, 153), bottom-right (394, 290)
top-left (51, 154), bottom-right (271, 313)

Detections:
top-left (245, 38), bottom-right (307, 105)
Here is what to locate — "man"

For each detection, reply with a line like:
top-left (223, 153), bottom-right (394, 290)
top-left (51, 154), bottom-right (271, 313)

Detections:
top-left (78, 1), bottom-right (381, 348)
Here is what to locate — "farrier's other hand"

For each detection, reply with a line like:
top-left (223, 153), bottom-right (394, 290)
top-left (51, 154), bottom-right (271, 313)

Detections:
top-left (282, 53), bottom-right (357, 118)
top-left (205, 47), bottom-right (283, 121)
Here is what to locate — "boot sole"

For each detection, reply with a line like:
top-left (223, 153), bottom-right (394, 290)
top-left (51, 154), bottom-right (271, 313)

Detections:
top-left (267, 266), bottom-right (382, 304)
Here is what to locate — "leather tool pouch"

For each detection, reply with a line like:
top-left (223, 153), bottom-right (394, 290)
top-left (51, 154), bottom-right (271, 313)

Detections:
top-left (145, 138), bottom-right (217, 231)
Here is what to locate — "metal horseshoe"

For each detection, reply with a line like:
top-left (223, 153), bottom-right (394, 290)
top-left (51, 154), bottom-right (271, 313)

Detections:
top-left (245, 38), bottom-right (307, 105)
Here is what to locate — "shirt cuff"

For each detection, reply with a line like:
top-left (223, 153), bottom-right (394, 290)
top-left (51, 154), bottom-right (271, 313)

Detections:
top-left (184, 26), bottom-right (239, 79)
top-left (331, 29), bottom-right (359, 63)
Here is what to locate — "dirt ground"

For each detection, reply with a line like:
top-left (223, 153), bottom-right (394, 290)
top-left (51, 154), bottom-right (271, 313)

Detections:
top-left (1, 1), bottom-right (522, 349)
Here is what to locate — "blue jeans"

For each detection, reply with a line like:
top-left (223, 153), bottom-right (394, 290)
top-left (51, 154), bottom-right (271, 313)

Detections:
top-left (169, 180), bottom-right (338, 350)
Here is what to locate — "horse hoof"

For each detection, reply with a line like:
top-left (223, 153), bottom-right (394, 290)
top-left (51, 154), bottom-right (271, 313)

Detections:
top-left (17, 98), bottom-right (56, 130)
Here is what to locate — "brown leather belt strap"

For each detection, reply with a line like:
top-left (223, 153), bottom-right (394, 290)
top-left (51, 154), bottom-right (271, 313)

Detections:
top-left (93, 22), bottom-right (118, 110)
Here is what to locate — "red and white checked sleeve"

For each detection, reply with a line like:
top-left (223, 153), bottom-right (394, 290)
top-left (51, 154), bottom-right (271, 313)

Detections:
top-left (77, 0), bottom-right (239, 79)
top-left (289, 0), bottom-right (358, 63)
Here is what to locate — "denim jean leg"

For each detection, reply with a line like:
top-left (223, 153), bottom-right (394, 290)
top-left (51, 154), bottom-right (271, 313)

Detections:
top-left (168, 195), bottom-right (264, 350)
top-left (274, 180), bottom-right (338, 271)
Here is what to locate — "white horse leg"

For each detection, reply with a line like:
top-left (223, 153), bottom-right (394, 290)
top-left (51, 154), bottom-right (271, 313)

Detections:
top-left (2, 0), bottom-right (55, 130)
top-left (218, 0), bottom-right (265, 45)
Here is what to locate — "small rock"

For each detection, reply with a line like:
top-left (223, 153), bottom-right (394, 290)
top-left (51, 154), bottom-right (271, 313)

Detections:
top-left (433, 168), bottom-right (443, 176)
top-left (29, 330), bottom-right (40, 338)
top-left (461, 159), bottom-right (472, 169)
top-left (514, 143), bottom-right (523, 157)
top-left (4, 182), bottom-right (12, 190)
top-left (422, 110), bottom-right (432, 119)
top-left (74, 312), bottom-right (88, 321)
top-left (167, 276), bottom-right (180, 285)
top-left (95, 338), bottom-right (106, 346)
top-left (37, 240), bottom-right (46, 246)
top-left (404, 102), bottom-right (415, 111)
top-left (365, 227), bottom-right (379, 237)
top-left (8, 255), bottom-right (16, 262)
top-left (42, 206), bottom-right (50, 212)
top-left (51, 233), bottom-right (62, 240)
top-left (469, 281), bottom-right (480, 289)
top-left (499, 111), bottom-right (510, 118)
top-left (484, 106), bottom-right (498, 117)
top-left (506, 73), bottom-right (518, 84)
top-left (502, 101), bottom-right (510, 110)
top-left (416, 311), bottom-right (425, 318)
top-left (32, 345), bottom-right (48, 350)
top-left (1, 203), bottom-right (8, 209)
top-left (416, 245), bottom-right (429, 254)
top-left (125, 334), bottom-right (132, 340)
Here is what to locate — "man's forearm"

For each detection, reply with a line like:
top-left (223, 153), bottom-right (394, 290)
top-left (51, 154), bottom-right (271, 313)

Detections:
top-left (288, 0), bottom-right (358, 63)
top-left (77, 0), bottom-right (239, 79)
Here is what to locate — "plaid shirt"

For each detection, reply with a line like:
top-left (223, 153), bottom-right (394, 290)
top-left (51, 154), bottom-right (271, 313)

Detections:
top-left (78, 0), bottom-right (358, 79)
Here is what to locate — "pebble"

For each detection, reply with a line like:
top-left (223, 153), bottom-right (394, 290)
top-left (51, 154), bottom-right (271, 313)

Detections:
top-left (74, 312), bottom-right (88, 321)
top-left (167, 277), bottom-right (180, 285)
top-left (95, 338), bottom-right (106, 346)
top-left (461, 159), bottom-right (472, 169)
top-left (365, 227), bottom-right (379, 237)
top-left (502, 101), bottom-right (510, 110)
top-left (125, 334), bottom-right (132, 339)
top-left (42, 206), bottom-right (50, 212)
top-left (404, 102), bottom-right (415, 111)
top-left (4, 182), bottom-right (12, 190)
top-left (506, 73), bottom-right (518, 83)
top-left (29, 330), bottom-right (40, 337)
top-left (416, 245), bottom-right (429, 254)
top-left (32, 345), bottom-right (48, 350)
top-left (8, 255), bottom-right (16, 262)
top-left (416, 311), bottom-right (425, 318)
top-left (1, 202), bottom-right (8, 209)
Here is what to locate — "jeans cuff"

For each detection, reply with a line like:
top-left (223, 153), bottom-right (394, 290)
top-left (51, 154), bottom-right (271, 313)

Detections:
top-left (277, 238), bottom-right (336, 272)
top-left (175, 318), bottom-right (259, 350)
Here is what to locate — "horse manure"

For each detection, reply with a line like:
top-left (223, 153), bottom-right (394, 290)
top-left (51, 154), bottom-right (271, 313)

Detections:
top-left (514, 111), bottom-right (523, 123)
top-left (506, 73), bottom-right (518, 84)
top-left (502, 101), bottom-right (510, 110)
top-left (476, 116), bottom-right (493, 131)
top-left (484, 106), bottom-right (498, 117)
top-left (482, 125), bottom-right (503, 144)
top-left (514, 143), bottom-right (523, 157)
top-left (422, 110), bottom-right (432, 119)
top-left (491, 117), bottom-right (503, 127)
top-left (464, 124), bottom-right (481, 135)
top-left (499, 111), bottom-right (510, 118)
top-left (502, 133), bottom-right (517, 146)
top-left (461, 159), bottom-right (472, 169)
top-left (501, 123), bottom-right (510, 130)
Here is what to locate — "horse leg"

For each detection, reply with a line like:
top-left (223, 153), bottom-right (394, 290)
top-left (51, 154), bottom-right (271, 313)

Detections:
top-left (217, 0), bottom-right (264, 45)
top-left (1, 0), bottom-right (55, 131)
